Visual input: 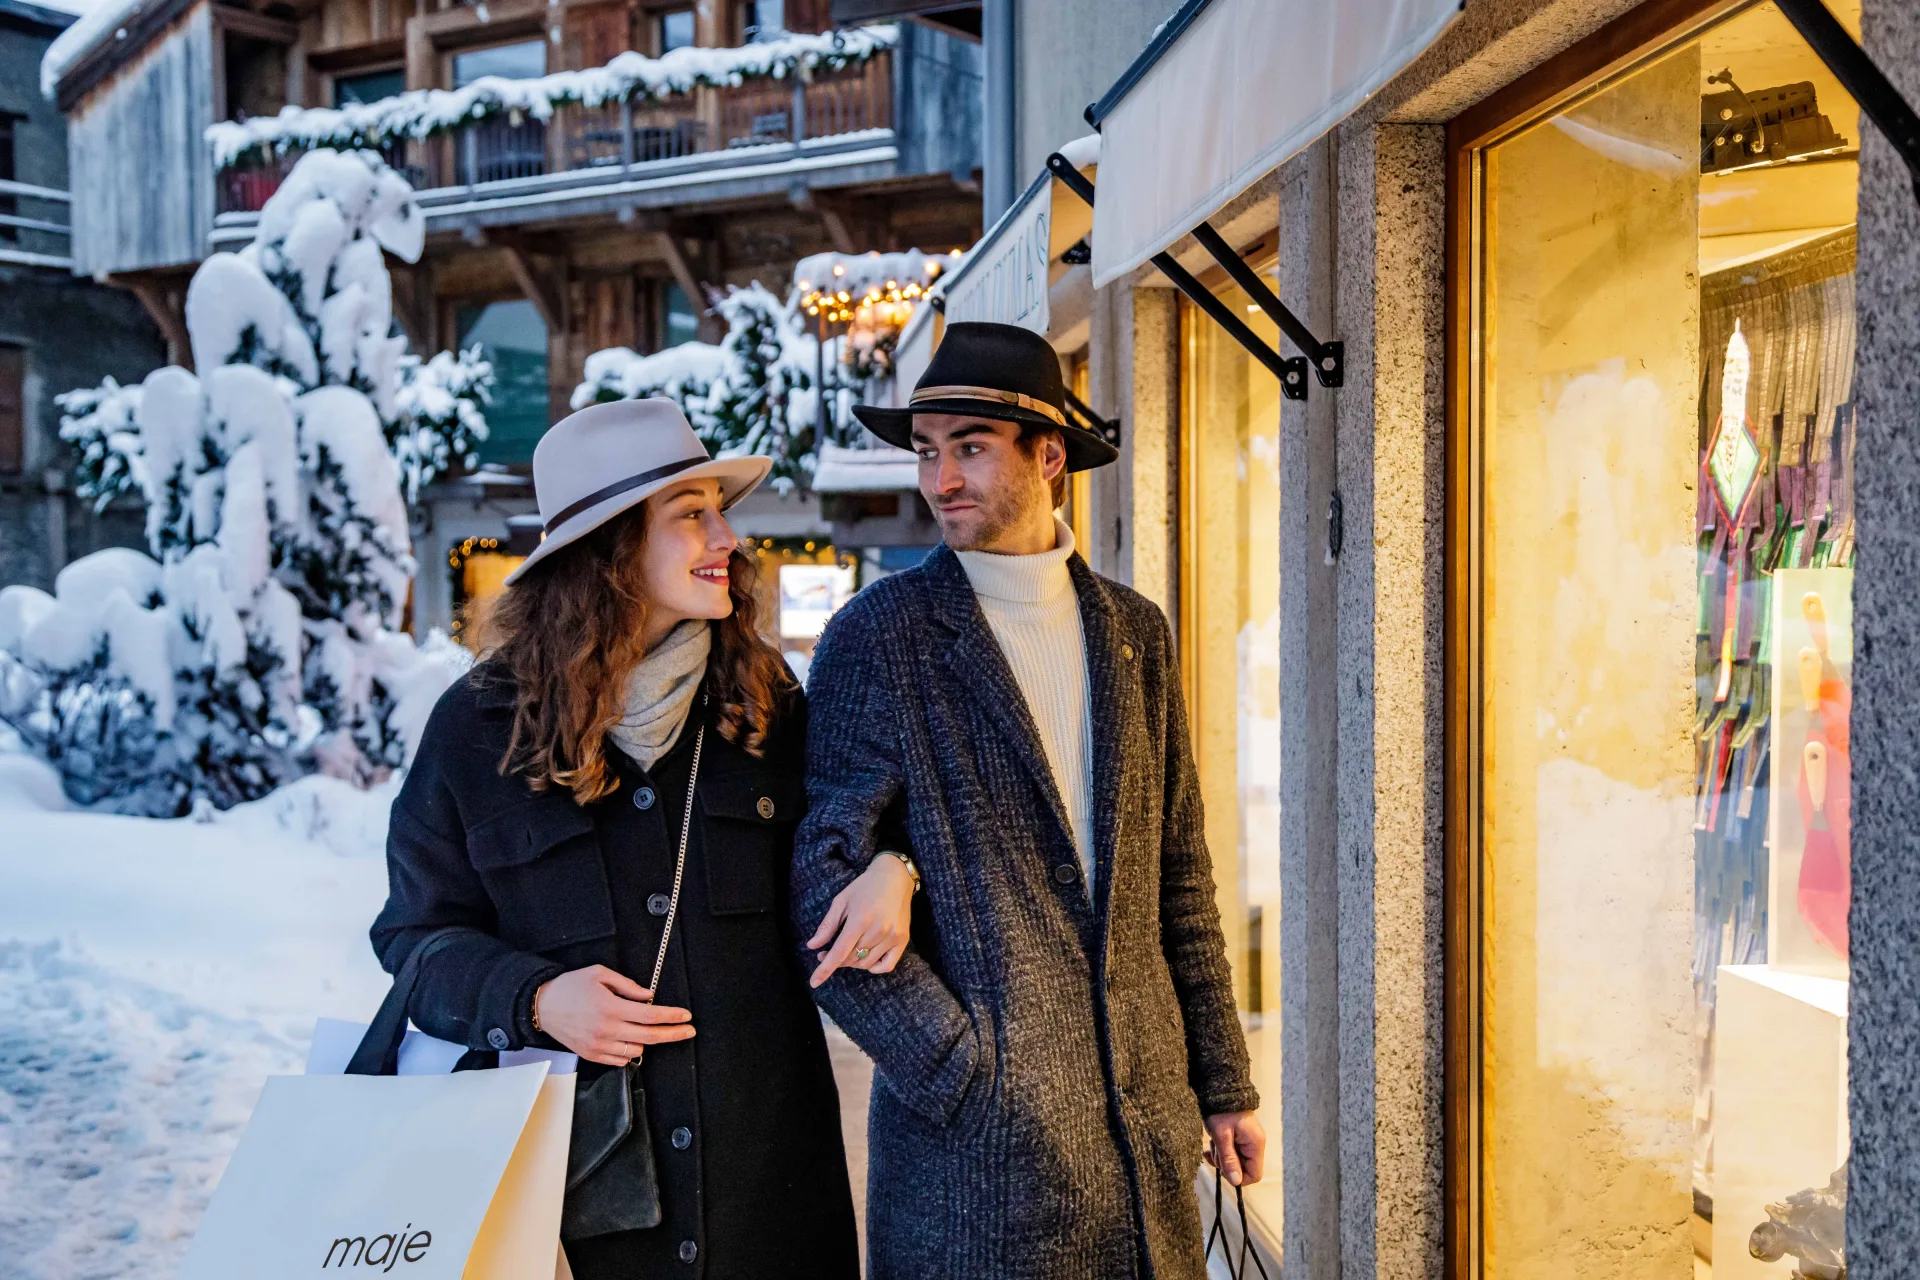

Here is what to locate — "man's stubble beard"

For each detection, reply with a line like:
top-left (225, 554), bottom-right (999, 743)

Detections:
top-left (934, 472), bottom-right (1047, 551)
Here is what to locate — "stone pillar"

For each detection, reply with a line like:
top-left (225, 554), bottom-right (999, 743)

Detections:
top-left (1330, 120), bottom-right (1450, 1280)
top-left (1278, 133), bottom-right (1345, 1279)
top-left (1845, 0), bottom-right (1920, 1273)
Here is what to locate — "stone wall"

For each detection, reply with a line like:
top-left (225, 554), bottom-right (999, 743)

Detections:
top-left (1845, 0), bottom-right (1920, 1274)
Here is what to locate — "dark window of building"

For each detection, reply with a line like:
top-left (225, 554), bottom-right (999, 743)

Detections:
top-left (452, 39), bottom-right (546, 87)
top-left (0, 114), bottom-right (18, 244)
top-left (0, 346), bottom-right (24, 475)
top-left (740, 0), bottom-right (783, 42)
top-left (223, 33), bottom-right (290, 121)
top-left (662, 282), bottom-right (699, 349)
top-left (659, 7), bottom-right (694, 53)
top-left (334, 69), bottom-right (407, 106)
top-left (456, 299), bottom-right (549, 465)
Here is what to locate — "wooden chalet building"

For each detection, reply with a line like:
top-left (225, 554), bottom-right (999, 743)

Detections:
top-left (43, 0), bottom-right (977, 636)
top-left (46, 0), bottom-right (981, 462)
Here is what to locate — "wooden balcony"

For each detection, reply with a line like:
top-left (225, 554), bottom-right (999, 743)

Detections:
top-left (216, 55), bottom-right (894, 216)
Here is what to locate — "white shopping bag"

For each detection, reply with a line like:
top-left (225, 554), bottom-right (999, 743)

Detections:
top-left (177, 1060), bottom-right (574, 1280)
top-left (179, 930), bottom-right (578, 1280)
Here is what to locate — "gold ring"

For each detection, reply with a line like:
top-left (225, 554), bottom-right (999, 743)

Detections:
top-left (855, 947), bottom-right (871, 960)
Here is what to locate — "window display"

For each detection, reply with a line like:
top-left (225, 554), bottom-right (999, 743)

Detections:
top-left (1464, 3), bottom-right (1861, 1275)
top-left (1179, 278), bottom-right (1281, 1240)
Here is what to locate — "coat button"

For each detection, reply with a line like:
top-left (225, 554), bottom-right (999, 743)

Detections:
top-left (1053, 862), bottom-right (1080, 886)
top-left (756, 795), bottom-right (776, 819)
top-left (648, 893), bottom-right (672, 916)
top-left (671, 1125), bottom-right (692, 1149)
top-left (1121, 642), bottom-right (1135, 660)
top-left (678, 1239), bottom-right (698, 1264)
top-left (634, 786), bottom-right (657, 810)
top-left (486, 1027), bottom-right (509, 1050)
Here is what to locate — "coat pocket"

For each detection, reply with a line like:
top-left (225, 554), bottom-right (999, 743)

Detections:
top-left (467, 798), bottom-right (617, 948)
top-left (697, 771), bottom-right (803, 916)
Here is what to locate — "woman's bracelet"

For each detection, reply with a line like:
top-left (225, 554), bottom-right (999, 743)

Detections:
top-left (883, 850), bottom-right (921, 893)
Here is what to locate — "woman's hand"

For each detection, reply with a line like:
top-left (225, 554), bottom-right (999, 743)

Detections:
top-left (533, 965), bottom-right (695, 1066)
top-left (807, 854), bottom-right (916, 988)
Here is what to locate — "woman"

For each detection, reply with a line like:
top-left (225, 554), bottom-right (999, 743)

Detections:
top-left (371, 399), bottom-right (917, 1279)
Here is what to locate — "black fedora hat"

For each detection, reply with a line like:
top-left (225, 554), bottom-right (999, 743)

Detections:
top-left (852, 321), bottom-right (1119, 472)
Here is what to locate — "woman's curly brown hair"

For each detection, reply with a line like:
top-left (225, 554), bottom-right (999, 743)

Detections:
top-left (468, 505), bottom-right (794, 803)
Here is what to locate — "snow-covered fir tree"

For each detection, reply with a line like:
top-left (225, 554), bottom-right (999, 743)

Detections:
top-left (0, 150), bottom-right (468, 814)
top-left (572, 283), bottom-right (844, 492)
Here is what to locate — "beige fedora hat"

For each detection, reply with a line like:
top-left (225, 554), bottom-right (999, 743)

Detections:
top-left (503, 398), bottom-right (772, 585)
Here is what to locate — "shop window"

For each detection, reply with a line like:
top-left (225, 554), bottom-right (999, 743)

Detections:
top-left (448, 536), bottom-right (524, 649)
top-left (739, 536), bottom-right (855, 686)
top-left (1459, 3), bottom-right (1861, 1275)
top-left (662, 282), bottom-right (700, 349)
top-left (457, 299), bottom-right (550, 465)
top-left (333, 69), bottom-right (406, 107)
top-left (658, 7), bottom-right (695, 53)
top-left (1178, 272), bottom-right (1281, 1241)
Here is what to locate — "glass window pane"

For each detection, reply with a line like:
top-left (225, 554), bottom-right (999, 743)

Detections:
top-left (452, 40), bottom-right (545, 88)
top-left (742, 0), bottom-right (784, 42)
top-left (333, 69), bottom-right (406, 106)
top-left (1180, 279), bottom-right (1281, 1241)
top-left (663, 282), bottom-right (700, 348)
top-left (458, 299), bottom-right (549, 466)
top-left (1473, 5), bottom-right (1861, 1276)
top-left (660, 8), bottom-right (695, 52)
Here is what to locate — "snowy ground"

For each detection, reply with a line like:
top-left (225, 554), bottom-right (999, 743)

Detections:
top-left (0, 738), bottom-right (396, 1280)
top-left (0, 735), bottom-right (876, 1278)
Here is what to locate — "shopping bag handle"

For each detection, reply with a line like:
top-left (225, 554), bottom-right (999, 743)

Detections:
top-left (345, 927), bottom-right (472, 1077)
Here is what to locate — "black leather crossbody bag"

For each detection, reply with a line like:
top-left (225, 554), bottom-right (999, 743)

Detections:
top-left (560, 712), bottom-right (707, 1242)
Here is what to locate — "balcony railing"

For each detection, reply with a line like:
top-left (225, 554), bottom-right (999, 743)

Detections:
top-left (216, 55), bottom-right (893, 216)
top-left (0, 179), bottom-right (73, 270)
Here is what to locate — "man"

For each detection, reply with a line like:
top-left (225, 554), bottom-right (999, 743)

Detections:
top-left (790, 322), bottom-right (1263, 1279)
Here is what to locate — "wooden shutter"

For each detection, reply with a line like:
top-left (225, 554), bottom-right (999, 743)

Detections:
top-left (0, 346), bottom-right (24, 475)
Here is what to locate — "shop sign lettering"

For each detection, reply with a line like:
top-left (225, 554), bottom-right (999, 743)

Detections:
top-left (943, 194), bottom-right (1051, 334)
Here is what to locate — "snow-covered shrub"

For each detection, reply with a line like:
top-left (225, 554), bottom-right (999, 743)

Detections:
top-left (2, 150), bottom-right (467, 814)
top-left (392, 346), bottom-right (492, 500)
top-left (573, 283), bottom-right (846, 492)
top-left (57, 377), bottom-right (144, 510)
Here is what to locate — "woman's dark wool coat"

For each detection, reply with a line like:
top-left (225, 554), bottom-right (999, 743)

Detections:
top-left (791, 547), bottom-right (1259, 1280)
top-left (371, 666), bottom-right (857, 1280)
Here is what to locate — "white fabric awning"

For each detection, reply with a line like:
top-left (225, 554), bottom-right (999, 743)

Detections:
top-left (1090, 0), bottom-right (1460, 287)
top-left (936, 137), bottom-right (1099, 334)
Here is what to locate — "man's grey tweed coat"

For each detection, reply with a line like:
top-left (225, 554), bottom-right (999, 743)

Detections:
top-left (790, 545), bottom-right (1258, 1280)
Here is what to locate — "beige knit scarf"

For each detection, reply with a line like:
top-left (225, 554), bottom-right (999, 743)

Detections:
top-left (607, 619), bottom-right (712, 770)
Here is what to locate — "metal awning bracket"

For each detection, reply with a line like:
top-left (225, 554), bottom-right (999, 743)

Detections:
top-left (1046, 151), bottom-right (1330, 401)
top-left (1776, 0), bottom-right (1920, 207)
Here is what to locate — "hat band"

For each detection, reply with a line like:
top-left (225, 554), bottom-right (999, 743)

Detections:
top-left (543, 454), bottom-right (710, 534)
top-left (909, 384), bottom-right (1067, 429)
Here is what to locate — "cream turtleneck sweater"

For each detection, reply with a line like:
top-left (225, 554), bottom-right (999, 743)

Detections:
top-left (955, 518), bottom-right (1094, 894)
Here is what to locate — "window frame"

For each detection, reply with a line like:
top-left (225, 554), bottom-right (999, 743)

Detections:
top-left (1441, 2), bottom-right (1794, 1276)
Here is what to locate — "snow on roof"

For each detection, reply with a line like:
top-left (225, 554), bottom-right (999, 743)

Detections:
top-left (809, 442), bottom-right (919, 492)
top-left (40, 0), bottom-right (156, 97)
top-left (792, 248), bottom-right (955, 302)
top-left (202, 26), bottom-right (894, 169)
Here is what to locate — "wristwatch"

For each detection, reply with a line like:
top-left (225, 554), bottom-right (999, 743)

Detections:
top-left (882, 850), bottom-right (921, 893)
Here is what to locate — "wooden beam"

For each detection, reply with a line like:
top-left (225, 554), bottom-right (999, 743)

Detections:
top-left (497, 240), bottom-right (565, 334)
top-left (212, 6), bottom-right (301, 42)
top-left (387, 261), bottom-right (430, 350)
top-left (653, 230), bottom-right (707, 314)
top-left (119, 276), bottom-right (192, 370)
